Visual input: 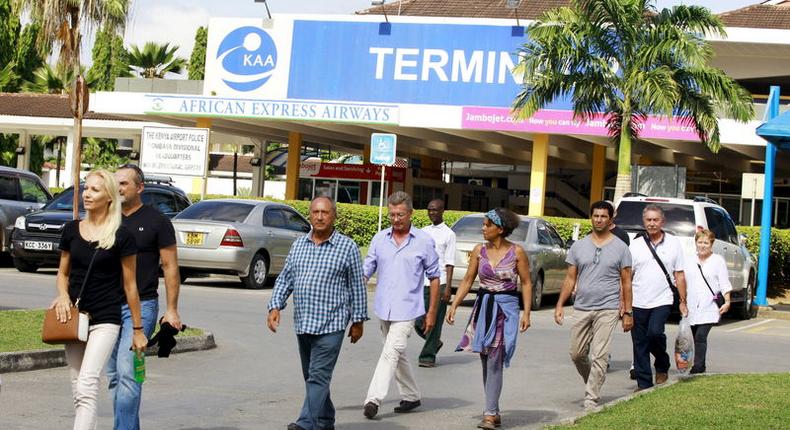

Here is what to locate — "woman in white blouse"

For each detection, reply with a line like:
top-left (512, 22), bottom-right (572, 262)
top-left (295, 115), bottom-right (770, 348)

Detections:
top-left (686, 229), bottom-right (732, 374)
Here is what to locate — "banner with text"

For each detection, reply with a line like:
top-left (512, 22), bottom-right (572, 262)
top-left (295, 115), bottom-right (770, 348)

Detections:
top-left (461, 107), bottom-right (702, 141)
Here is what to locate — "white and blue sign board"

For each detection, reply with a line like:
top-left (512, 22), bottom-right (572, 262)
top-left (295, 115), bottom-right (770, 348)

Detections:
top-left (204, 16), bottom-right (573, 110)
top-left (370, 133), bottom-right (397, 165)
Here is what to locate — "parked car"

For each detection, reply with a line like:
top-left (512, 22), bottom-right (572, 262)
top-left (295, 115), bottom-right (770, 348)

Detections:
top-left (0, 166), bottom-right (52, 254)
top-left (614, 196), bottom-right (756, 319)
top-left (451, 213), bottom-right (569, 309)
top-left (10, 179), bottom-right (190, 272)
top-left (173, 199), bottom-right (310, 289)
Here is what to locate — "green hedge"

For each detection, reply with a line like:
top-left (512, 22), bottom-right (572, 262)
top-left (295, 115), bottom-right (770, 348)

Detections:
top-left (736, 226), bottom-right (790, 296)
top-left (189, 195), bottom-right (789, 297)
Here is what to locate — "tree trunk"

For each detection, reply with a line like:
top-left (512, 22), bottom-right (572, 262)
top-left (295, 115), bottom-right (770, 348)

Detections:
top-left (613, 123), bottom-right (633, 203)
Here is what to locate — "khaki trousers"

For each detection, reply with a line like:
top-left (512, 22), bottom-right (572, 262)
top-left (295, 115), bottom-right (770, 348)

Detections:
top-left (569, 309), bottom-right (620, 403)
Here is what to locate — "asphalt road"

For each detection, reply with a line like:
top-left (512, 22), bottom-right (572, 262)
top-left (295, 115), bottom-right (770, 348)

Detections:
top-left (2, 267), bottom-right (790, 429)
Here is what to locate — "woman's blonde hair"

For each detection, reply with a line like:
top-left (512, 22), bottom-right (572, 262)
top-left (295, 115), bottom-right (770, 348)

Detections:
top-left (85, 169), bottom-right (122, 249)
top-left (695, 229), bottom-right (716, 243)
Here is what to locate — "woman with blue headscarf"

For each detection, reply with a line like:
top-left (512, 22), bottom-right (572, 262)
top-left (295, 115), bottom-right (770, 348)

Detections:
top-left (447, 207), bottom-right (533, 430)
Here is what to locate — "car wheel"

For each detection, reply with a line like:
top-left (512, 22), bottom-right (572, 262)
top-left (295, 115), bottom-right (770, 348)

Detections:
top-left (13, 257), bottom-right (37, 273)
top-left (531, 275), bottom-right (543, 310)
top-left (241, 253), bottom-right (268, 289)
top-left (735, 278), bottom-right (755, 320)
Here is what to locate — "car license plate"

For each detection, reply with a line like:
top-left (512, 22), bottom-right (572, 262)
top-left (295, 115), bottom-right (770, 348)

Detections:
top-left (185, 232), bottom-right (204, 246)
top-left (24, 240), bottom-right (53, 251)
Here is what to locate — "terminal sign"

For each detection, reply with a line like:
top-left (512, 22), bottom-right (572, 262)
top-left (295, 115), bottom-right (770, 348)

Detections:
top-left (141, 126), bottom-right (209, 177)
top-left (370, 133), bottom-right (397, 166)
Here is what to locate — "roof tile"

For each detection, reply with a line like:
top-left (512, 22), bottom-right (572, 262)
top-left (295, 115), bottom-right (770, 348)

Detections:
top-left (0, 92), bottom-right (126, 121)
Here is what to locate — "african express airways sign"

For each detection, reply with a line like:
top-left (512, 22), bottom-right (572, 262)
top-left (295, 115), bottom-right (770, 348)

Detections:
top-left (203, 16), bottom-right (570, 110)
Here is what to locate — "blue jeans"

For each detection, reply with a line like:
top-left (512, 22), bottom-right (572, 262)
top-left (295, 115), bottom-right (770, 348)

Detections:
top-left (296, 330), bottom-right (344, 430)
top-left (631, 305), bottom-right (671, 389)
top-left (107, 300), bottom-right (159, 430)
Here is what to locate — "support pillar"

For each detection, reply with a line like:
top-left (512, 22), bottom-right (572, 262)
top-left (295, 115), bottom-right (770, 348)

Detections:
top-left (528, 134), bottom-right (549, 217)
top-left (195, 118), bottom-right (212, 198)
top-left (285, 132), bottom-right (302, 200)
top-left (251, 138), bottom-right (266, 198)
top-left (363, 143), bottom-right (371, 164)
top-left (590, 144), bottom-right (606, 204)
top-left (63, 130), bottom-right (76, 188)
top-left (15, 131), bottom-right (31, 171)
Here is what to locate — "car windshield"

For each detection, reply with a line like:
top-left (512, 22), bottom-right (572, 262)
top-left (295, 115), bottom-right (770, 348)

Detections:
top-left (614, 201), bottom-right (696, 237)
top-left (44, 187), bottom-right (83, 211)
top-left (452, 216), bottom-right (530, 242)
top-left (175, 201), bottom-right (254, 223)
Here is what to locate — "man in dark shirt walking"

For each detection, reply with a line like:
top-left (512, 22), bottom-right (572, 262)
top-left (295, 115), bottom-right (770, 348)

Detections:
top-left (108, 164), bottom-right (182, 430)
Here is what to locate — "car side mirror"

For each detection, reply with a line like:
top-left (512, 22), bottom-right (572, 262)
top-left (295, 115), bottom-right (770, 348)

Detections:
top-left (565, 239), bottom-right (574, 248)
top-left (302, 224), bottom-right (311, 233)
top-left (738, 233), bottom-right (747, 246)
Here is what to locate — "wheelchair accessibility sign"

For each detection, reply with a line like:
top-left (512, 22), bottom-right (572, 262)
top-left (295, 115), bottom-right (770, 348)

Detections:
top-left (370, 133), bottom-right (397, 166)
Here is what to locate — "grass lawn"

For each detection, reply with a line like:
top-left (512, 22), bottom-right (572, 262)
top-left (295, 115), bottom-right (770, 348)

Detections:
top-left (552, 373), bottom-right (790, 430)
top-left (0, 309), bottom-right (203, 353)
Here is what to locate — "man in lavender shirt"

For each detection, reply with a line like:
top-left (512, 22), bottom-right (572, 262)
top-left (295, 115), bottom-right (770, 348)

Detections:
top-left (362, 191), bottom-right (441, 420)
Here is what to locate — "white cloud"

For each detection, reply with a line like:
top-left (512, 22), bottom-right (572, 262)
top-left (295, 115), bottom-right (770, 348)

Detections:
top-left (124, 2), bottom-right (212, 67)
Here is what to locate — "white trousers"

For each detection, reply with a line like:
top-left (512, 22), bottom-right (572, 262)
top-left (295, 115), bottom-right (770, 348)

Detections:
top-left (365, 319), bottom-right (420, 406)
top-left (64, 323), bottom-right (120, 430)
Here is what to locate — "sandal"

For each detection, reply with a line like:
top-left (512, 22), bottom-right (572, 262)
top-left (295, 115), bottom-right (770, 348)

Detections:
top-left (477, 416), bottom-right (497, 429)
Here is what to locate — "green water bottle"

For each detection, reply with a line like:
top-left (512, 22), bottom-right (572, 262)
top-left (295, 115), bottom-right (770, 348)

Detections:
top-left (133, 351), bottom-right (146, 383)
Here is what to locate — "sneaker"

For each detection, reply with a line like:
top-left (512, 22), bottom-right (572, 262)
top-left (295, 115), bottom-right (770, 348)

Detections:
top-left (363, 402), bottom-right (378, 419)
top-left (418, 361), bottom-right (436, 368)
top-left (583, 400), bottom-right (600, 412)
top-left (393, 399), bottom-right (421, 413)
top-left (655, 372), bottom-right (668, 385)
top-left (287, 424), bottom-right (305, 430)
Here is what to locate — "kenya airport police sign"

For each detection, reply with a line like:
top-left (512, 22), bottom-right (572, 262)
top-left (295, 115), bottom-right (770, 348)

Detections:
top-left (140, 126), bottom-right (209, 177)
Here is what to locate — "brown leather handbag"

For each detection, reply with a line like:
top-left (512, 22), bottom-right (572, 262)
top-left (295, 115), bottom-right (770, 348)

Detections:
top-left (41, 249), bottom-right (98, 344)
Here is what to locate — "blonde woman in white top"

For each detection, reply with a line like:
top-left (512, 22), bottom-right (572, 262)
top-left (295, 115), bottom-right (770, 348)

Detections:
top-left (686, 229), bottom-right (732, 374)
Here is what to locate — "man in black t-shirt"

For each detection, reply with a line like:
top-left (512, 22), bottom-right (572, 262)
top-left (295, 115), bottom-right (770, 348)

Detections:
top-left (107, 164), bottom-right (182, 430)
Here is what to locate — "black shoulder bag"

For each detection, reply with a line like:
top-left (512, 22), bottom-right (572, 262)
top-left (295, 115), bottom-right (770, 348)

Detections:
top-left (697, 263), bottom-right (726, 308)
top-left (642, 234), bottom-right (680, 307)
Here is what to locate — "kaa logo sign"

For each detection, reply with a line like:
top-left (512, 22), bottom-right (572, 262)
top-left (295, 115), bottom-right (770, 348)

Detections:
top-left (217, 26), bottom-right (277, 92)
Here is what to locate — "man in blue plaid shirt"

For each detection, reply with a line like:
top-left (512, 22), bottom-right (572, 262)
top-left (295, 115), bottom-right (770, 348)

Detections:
top-left (268, 196), bottom-right (368, 430)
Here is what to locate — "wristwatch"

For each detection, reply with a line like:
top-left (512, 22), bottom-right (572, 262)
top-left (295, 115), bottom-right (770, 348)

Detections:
top-left (623, 310), bottom-right (633, 317)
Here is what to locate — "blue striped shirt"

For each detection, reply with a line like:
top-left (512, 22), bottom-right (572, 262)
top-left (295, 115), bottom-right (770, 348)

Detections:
top-left (268, 230), bottom-right (368, 335)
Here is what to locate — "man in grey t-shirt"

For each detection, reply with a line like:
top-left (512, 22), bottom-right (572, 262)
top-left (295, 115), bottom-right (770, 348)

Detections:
top-left (554, 201), bottom-right (633, 411)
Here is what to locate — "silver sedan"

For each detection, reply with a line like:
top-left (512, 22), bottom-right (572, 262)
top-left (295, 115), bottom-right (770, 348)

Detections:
top-left (173, 199), bottom-right (310, 289)
top-left (451, 213), bottom-right (569, 309)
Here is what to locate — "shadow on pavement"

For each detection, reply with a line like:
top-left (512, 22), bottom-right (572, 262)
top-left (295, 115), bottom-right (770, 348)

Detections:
top-left (499, 409), bottom-right (559, 427)
top-left (178, 427), bottom-right (240, 430)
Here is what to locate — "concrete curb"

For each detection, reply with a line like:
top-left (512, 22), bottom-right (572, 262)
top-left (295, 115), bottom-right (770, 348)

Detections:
top-left (0, 332), bottom-right (216, 374)
top-left (557, 378), bottom-right (683, 426)
top-left (756, 306), bottom-right (790, 321)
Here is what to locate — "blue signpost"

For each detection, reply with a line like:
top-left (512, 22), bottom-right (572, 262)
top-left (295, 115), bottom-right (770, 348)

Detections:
top-left (755, 86), bottom-right (790, 307)
top-left (370, 133), bottom-right (397, 230)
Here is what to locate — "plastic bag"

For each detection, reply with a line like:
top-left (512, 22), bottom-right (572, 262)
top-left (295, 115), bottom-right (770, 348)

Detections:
top-left (674, 317), bottom-right (695, 373)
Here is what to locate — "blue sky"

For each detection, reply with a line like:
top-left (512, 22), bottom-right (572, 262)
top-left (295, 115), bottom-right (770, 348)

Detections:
top-left (123, 0), bottom-right (760, 64)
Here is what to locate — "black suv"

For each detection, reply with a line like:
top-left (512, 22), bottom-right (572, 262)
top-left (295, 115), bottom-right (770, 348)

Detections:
top-left (10, 179), bottom-right (191, 272)
top-left (0, 166), bottom-right (52, 253)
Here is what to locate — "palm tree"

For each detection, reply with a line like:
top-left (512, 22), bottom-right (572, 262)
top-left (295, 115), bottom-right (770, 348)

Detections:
top-left (22, 63), bottom-right (92, 94)
top-left (512, 0), bottom-right (754, 201)
top-left (13, 0), bottom-right (130, 71)
top-left (0, 62), bottom-right (16, 90)
top-left (127, 42), bottom-right (187, 78)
